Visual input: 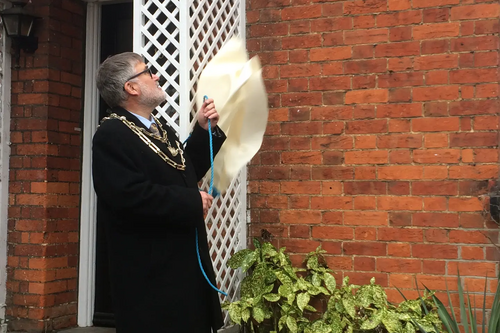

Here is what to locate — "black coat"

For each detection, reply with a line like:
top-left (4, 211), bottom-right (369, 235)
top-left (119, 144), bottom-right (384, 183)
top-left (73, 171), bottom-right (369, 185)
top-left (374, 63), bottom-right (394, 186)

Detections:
top-left (92, 106), bottom-right (225, 333)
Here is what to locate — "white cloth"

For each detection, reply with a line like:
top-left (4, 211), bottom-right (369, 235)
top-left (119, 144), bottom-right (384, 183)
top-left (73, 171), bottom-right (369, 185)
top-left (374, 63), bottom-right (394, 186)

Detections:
top-left (196, 36), bottom-right (269, 192)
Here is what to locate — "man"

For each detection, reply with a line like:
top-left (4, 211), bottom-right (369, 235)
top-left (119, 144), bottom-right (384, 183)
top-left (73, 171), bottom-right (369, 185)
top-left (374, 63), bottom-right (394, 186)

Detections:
top-left (92, 52), bottom-right (225, 333)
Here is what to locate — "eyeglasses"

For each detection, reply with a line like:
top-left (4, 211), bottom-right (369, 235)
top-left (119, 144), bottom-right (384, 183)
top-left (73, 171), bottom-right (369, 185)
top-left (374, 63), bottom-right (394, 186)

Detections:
top-left (125, 66), bottom-right (153, 82)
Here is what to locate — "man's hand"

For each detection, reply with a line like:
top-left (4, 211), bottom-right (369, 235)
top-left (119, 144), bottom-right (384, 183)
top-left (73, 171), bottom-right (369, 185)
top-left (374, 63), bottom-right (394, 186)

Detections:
top-left (199, 191), bottom-right (213, 215)
top-left (197, 98), bottom-right (219, 130)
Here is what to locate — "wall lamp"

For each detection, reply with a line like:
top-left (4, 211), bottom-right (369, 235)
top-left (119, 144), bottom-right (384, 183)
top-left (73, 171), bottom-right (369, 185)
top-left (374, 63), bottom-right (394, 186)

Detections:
top-left (0, 1), bottom-right (40, 66)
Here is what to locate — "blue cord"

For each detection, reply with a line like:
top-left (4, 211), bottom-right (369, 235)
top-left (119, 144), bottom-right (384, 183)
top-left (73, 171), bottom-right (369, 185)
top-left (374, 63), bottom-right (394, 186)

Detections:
top-left (195, 95), bottom-right (227, 297)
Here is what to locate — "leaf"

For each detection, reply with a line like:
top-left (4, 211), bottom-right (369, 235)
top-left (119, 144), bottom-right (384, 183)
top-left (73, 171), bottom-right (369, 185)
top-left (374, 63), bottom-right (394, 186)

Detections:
top-left (263, 293), bottom-right (280, 302)
top-left (253, 306), bottom-right (265, 323)
top-left (382, 311), bottom-right (403, 333)
top-left (312, 273), bottom-right (322, 287)
top-left (278, 284), bottom-right (293, 298)
top-left (304, 304), bottom-right (317, 312)
top-left (241, 308), bottom-right (251, 322)
top-left (278, 315), bottom-right (286, 331)
top-left (433, 294), bottom-right (459, 333)
top-left (324, 272), bottom-right (336, 293)
top-left (297, 292), bottom-right (310, 312)
top-left (360, 309), bottom-right (384, 330)
top-left (241, 251), bottom-right (258, 272)
top-left (287, 316), bottom-right (298, 333)
top-left (276, 270), bottom-right (293, 286)
top-left (227, 303), bottom-right (242, 324)
top-left (307, 254), bottom-right (319, 270)
top-left (253, 238), bottom-right (261, 249)
top-left (342, 295), bottom-right (357, 319)
top-left (227, 249), bottom-right (253, 269)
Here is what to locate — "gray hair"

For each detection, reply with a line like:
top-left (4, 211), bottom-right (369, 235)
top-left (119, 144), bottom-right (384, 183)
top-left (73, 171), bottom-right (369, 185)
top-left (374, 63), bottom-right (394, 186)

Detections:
top-left (96, 52), bottom-right (144, 108)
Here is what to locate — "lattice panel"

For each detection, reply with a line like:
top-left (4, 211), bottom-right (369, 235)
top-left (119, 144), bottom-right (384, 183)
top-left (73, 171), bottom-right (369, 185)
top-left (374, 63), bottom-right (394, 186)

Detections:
top-left (134, 0), bottom-right (246, 326)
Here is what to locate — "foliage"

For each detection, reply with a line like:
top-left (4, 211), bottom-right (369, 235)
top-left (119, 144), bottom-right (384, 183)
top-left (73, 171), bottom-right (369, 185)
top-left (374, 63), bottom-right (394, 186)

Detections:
top-left (222, 239), bottom-right (442, 333)
top-left (421, 272), bottom-right (500, 333)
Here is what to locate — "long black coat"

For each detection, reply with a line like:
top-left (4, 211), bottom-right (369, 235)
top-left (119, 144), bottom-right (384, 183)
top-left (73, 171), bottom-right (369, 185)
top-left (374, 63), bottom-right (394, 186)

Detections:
top-left (92, 106), bottom-right (225, 333)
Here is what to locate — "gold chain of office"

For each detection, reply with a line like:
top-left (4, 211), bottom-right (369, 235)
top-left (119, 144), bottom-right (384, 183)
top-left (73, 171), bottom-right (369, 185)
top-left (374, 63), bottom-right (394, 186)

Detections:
top-left (101, 113), bottom-right (186, 170)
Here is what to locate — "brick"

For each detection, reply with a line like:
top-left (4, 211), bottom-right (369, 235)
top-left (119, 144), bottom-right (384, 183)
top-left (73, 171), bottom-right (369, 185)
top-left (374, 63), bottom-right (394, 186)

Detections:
top-left (450, 4), bottom-right (500, 20)
top-left (345, 151), bottom-right (388, 165)
top-left (311, 17), bottom-right (352, 32)
top-left (451, 36), bottom-right (499, 52)
top-left (353, 15), bottom-right (376, 29)
top-left (344, 211), bottom-right (388, 226)
top-left (423, 8), bottom-right (450, 23)
top-left (345, 59), bottom-right (387, 74)
top-left (450, 100), bottom-right (499, 116)
top-left (344, 0), bottom-right (387, 14)
top-left (282, 35), bottom-right (322, 50)
top-left (414, 212), bottom-right (459, 227)
top-left (344, 242), bottom-right (387, 256)
top-left (280, 181), bottom-right (321, 194)
top-left (422, 40), bottom-right (449, 54)
top-left (354, 196), bottom-right (377, 210)
top-left (378, 196), bottom-right (423, 210)
top-left (310, 46), bottom-right (352, 61)
top-left (412, 0), bottom-right (459, 8)
top-left (387, 0), bottom-right (409, 10)
top-left (344, 182), bottom-right (386, 195)
top-left (450, 68), bottom-right (497, 84)
top-left (377, 104), bottom-right (422, 118)
top-left (447, 261), bottom-right (497, 277)
top-left (345, 29), bottom-right (389, 45)
top-left (413, 86), bottom-right (460, 101)
top-left (450, 133), bottom-right (498, 147)
top-left (413, 244), bottom-right (458, 259)
top-left (377, 258), bottom-right (422, 273)
top-left (281, 64), bottom-right (321, 78)
top-left (378, 134), bottom-right (422, 148)
top-left (345, 89), bottom-right (388, 104)
top-left (388, 243), bottom-right (411, 257)
top-left (280, 239), bottom-right (321, 254)
top-left (310, 77), bottom-right (351, 91)
top-left (413, 149), bottom-right (461, 164)
top-left (413, 23), bottom-right (459, 40)
top-left (390, 26), bottom-right (412, 42)
top-left (281, 5), bottom-right (322, 20)
top-left (413, 117), bottom-right (460, 132)
top-left (378, 73), bottom-right (424, 88)
top-left (450, 165), bottom-right (498, 180)
top-left (250, 23), bottom-right (289, 37)
top-left (388, 120), bottom-right (411, 133)
top-left (375, 42), bottom-right (420, 57)
top-left (379, 228), bottom-right (424, 242)
top-left (281, 92), bottom-right (322, 106)
top-left (449, 197), bottom-right (484, 212)
top-left (414, 54), bottom-right (458, 70)
top-left (346, 119), bottom-right (387, 134)
top-left (311, 196), bottom-right (353, 209)
top-left (377, 11), bottom-right (422, 27)
top-left (354, 257), bottom-right (376, 271)
top-left (311, 226), bottom-right (353, 240)
top-left (461, 247), bottom-right (484, 260)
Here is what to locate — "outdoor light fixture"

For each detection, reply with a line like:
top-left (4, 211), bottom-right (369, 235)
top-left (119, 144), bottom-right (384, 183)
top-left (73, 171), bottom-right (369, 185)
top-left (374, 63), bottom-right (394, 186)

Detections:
top-left (0, 1), bottom-right (40, 65)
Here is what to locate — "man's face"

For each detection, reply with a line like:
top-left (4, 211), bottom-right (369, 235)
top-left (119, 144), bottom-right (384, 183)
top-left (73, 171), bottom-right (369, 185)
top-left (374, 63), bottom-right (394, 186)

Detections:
top-left (129, 62), bottom-right (167, 108)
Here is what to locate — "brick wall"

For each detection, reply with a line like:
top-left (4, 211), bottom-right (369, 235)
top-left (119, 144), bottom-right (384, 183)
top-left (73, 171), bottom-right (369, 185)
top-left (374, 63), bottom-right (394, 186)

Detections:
top-left (6, 0), bottom-right (85, 331)
top-left (246, 0), bottom-right (500, 313)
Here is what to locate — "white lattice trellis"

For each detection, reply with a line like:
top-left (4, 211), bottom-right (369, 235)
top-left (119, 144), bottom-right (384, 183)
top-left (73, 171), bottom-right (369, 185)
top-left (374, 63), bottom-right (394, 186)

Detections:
top-left (133, 0), bottom-right (246, 326)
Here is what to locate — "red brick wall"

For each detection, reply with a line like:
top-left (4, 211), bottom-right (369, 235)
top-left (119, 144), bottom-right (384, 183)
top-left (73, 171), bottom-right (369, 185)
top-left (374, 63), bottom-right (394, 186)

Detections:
top-left (246, 0), bottom-right (500, 311)
top-left (6, 0), bottom-right (85, 331)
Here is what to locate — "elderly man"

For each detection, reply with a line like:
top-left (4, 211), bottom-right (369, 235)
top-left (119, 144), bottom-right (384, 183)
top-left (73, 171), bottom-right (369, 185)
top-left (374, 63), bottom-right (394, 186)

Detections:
top-left (92, 52), bottom-right (225, 333)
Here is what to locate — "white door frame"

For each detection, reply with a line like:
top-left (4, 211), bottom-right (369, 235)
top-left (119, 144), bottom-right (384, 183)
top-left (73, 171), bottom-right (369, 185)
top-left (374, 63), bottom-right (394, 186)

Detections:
top-left (0, 0), bottom-right (12, 326)
top-left (78, 1), bottom-right (103, 327)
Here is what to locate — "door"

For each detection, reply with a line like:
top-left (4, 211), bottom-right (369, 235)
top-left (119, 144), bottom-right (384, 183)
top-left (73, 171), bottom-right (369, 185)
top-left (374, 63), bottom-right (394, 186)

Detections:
top-left (93, 2), bottom-right (133, 327)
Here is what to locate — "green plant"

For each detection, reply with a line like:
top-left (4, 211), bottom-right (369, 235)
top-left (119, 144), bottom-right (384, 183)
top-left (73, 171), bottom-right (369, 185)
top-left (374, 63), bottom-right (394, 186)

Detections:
top-left (222, 239), bottom-right (442, 333)
top-left (424, 272), bottom-right (500, 333)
